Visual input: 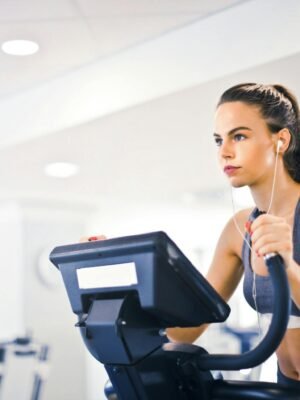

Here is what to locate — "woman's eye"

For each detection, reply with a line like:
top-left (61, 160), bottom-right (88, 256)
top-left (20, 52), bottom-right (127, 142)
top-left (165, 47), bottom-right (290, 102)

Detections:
top-left (234, 134), bottom-right (246, 141)
top-left (214, 138), bottom-right (222, 146)
top-left (214, 134), bottom-right (246, 147)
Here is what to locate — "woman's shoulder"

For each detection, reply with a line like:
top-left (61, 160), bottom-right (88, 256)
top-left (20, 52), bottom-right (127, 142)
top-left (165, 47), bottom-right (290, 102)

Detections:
top-left (227, 207), bottom-right (255, 259)
top-left (234, 207), bottom-right (255, 222)
top-left (225, 207), bottom-right (255, 232)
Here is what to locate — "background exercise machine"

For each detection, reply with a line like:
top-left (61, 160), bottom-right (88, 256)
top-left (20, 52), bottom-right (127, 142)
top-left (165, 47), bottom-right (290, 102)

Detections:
top-left (0, 337), bottom-right (49, 400)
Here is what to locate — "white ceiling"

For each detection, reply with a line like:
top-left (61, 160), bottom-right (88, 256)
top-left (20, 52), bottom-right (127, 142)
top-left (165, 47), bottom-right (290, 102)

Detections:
top-left (2, 51), bottom-right (300, 207)
top-left (0, 0), bottom-right (300, 211)
top-left (0, 0), bottom-right (243, 97)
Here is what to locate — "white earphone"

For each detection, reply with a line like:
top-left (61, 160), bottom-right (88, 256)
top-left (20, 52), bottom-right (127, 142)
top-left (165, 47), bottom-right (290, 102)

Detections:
top-left (277, 139), bottom-right (283, 152)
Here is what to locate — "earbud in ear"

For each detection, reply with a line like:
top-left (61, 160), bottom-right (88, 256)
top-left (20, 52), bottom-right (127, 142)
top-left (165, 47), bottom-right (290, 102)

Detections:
top-left (277, 139), bottom-right (283, 152)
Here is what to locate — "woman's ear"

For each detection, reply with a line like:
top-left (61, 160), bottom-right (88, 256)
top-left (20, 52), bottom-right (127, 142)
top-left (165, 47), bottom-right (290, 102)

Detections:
top-left (275, 128), bottom-right (291, 152)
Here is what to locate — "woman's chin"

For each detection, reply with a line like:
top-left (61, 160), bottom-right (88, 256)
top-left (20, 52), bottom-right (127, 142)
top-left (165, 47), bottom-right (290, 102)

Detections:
top-left (229, 179), bottom-right (246, 189)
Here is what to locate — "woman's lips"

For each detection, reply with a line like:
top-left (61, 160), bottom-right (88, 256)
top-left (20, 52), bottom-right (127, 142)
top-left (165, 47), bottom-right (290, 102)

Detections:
top-left (224, 166), bottom-right (240, 175)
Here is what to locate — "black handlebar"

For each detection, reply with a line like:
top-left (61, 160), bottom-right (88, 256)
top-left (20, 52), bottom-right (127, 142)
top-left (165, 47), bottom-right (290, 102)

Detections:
top-left (164, 253), bottom-right (291, 371)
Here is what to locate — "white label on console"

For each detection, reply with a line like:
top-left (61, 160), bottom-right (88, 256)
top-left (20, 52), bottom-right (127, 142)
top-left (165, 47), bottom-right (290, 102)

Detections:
top-left (77, 262), bottom-right (138, 289)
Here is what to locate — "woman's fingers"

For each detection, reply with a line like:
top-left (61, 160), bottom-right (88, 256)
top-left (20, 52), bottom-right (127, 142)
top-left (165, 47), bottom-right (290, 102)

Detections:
top-left (79, 235), bottom-right (107, 243)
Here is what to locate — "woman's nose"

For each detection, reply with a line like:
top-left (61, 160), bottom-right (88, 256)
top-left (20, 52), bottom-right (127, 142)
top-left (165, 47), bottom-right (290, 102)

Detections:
top-left (220, 141), bottom-right (234, 159)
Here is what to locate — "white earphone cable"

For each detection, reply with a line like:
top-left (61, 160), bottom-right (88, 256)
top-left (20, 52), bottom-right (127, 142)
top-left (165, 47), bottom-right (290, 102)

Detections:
top-left (230, 141), bottom-right (281, 336)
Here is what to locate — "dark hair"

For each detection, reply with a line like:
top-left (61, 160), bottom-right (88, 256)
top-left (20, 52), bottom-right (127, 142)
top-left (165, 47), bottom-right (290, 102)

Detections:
top-left (217, 83), bottom-right (300, 183)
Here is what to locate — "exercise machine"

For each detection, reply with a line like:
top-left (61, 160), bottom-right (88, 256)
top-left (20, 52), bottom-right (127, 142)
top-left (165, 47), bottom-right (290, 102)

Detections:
top-left (0, 337), bottom-right (49, 400)
top-left (50, 231), bottom-right (300, 399)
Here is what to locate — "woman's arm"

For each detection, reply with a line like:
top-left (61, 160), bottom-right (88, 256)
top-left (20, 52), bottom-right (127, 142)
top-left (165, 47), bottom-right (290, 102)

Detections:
top-left (167, 211), bottom-right (247, 343)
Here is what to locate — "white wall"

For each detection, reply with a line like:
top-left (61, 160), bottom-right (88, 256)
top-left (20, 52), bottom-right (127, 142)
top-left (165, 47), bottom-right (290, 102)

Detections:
top-left (0, 202), bottom-right (25, 340)
top-left (0, 200), bottom-right (95, 400)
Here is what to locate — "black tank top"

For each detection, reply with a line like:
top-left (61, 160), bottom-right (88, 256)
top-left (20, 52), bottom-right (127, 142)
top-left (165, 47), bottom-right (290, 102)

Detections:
top-left (242, 199), bottom-right (300, 316)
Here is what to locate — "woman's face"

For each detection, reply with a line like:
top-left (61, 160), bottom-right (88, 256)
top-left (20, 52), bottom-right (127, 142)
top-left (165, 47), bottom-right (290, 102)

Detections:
top-left (214, 101), bottom-right (277, 188)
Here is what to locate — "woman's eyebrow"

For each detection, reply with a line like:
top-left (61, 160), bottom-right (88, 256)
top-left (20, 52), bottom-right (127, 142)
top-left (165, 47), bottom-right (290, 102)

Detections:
top-left (213, 126), bottom-right (252, 138)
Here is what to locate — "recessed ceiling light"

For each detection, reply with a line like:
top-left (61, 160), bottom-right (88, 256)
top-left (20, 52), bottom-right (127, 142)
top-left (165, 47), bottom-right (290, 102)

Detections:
top-left (44, 162), bottom-right (79, 179)
top-left (1, 40), bottom-right (39, 56)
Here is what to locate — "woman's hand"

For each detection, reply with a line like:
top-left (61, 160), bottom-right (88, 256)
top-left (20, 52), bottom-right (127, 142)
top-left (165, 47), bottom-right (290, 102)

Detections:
top-left (246, 214), bottom-right (293, 268)
top-left (79, 235), bottom-right (107, 243)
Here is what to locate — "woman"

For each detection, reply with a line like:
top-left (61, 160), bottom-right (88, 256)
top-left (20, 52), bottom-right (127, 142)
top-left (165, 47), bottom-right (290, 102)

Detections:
top-left (167, 83), bottom-right (300, 386)
top-left (84, 83), bottom-right (300, 386)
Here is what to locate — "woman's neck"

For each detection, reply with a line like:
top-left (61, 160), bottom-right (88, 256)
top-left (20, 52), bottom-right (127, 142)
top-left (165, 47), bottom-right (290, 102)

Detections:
top-left (250, 166), bottom-right (300, 218)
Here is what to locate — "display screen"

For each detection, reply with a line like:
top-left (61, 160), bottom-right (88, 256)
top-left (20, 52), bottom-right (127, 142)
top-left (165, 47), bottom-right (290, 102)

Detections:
top-left (76, 262), bottom-right (138, 289)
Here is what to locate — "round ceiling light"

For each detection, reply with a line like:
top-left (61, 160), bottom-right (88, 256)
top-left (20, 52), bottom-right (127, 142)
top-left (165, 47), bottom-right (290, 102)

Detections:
top-left (44, 162), bottom-right (79, 179)
top-left (1, 39), bottom-right (39, 56)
